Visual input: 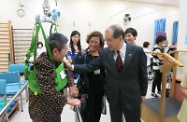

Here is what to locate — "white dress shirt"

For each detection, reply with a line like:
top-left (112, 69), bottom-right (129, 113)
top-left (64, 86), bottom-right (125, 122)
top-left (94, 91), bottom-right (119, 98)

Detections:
top-left (143, 48), bottom-right (152, 66)
top-left (114, 42), bottom-right (126, 64)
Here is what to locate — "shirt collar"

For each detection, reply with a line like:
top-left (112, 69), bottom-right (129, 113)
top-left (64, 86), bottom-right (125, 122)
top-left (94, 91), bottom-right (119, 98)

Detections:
top-left (117, 42), bottom-right (126, 55)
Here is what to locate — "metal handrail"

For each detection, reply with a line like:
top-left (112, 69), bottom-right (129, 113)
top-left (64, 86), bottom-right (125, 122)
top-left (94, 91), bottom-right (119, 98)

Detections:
top-left (0, 81), bottom-right (28, 117)
top-left (75, 106), bottom-right (83, 122)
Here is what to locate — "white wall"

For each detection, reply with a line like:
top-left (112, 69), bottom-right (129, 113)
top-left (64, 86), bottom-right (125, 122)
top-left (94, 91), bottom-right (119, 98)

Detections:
top-left (0, 0), bottom-right (179, 50)
top-left (58, 0), bottom-right (179, 49)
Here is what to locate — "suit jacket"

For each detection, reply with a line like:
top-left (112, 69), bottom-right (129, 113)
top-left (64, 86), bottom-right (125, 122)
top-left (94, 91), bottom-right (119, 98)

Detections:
top-left (74, 43), bottom-right (148, 110)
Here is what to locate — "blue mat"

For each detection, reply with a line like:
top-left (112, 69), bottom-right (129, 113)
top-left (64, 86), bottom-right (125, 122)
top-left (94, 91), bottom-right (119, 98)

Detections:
top-left (144, 98), bottom-right (182, 117)
top-left (0, 100), bottom-right (16, 113)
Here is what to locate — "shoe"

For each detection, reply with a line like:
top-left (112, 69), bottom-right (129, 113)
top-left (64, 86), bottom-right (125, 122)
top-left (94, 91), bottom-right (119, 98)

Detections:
top-left (157, 91), bottom-right (161, 94)
top-left (151, 93), bottom-right (159, 98)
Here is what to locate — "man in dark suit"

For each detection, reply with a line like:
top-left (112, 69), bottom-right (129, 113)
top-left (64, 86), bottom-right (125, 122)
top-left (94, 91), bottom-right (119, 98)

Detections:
top-left (65, 25), bottom-right (148, 122)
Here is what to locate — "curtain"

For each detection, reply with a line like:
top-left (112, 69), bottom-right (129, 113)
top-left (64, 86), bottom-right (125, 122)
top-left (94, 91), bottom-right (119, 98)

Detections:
top-left (154, 18), bottom-right (166, 44)
top-left (172, 21), bottom-right (179, 45)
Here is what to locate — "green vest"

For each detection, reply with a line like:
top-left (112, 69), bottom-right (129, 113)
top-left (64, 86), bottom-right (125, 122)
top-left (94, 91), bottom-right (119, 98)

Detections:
top-left (27, 63), bottom-right (67, 95)
top-left (24, 22), bottom-right (64, 95)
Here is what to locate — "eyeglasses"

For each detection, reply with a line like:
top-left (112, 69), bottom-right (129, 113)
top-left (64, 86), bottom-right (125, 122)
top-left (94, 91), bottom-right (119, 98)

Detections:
top-left (105, 38), bottom-right (117, 42)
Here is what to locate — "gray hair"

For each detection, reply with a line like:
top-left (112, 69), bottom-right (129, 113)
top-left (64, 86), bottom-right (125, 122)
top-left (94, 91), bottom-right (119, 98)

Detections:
top-left (48, 33), bottom-right (68, 52)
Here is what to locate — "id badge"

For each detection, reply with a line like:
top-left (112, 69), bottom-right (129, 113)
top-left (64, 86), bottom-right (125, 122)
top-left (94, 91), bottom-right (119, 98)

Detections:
top-left (94, 69), bottom-right (100, 74)
top-left (60, 71), bottom-right (66, 79)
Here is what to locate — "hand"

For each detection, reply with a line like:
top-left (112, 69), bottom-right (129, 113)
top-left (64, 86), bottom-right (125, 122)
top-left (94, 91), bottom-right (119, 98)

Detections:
top-left (141, 96), bottom-right (146, 103)
top-left (69, 86), bottom-right (79, 97)
top-left (67, 97), bottom-right (81, 107)
top-left (63, 58), bottom-right (72, 70)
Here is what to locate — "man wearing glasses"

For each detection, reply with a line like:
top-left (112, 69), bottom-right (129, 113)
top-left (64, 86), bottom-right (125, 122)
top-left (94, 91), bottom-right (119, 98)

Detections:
top-left (65, 25), bottom-right (148, 122)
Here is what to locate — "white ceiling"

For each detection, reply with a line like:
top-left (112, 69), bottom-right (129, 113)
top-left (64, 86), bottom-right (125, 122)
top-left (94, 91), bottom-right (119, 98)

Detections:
top-left (124, 0), bottom-right (179, 6)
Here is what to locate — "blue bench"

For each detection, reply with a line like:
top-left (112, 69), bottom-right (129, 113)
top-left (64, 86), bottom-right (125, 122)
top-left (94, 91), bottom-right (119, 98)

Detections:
top-left (8, 64), bottom-right (25, 76)
top-left (0, 72), bottom-right (26, 111)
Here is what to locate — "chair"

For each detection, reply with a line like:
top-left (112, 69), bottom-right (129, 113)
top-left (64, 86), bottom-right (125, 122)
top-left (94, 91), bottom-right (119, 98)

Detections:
top-left (8, 64), bottom-right (25, 76)
top-left (0, 72), bottom-right (24, 111)
top-left (0, 79), bottom-right (8, 122)
top-left (8, 64), bottom-right (28, 101)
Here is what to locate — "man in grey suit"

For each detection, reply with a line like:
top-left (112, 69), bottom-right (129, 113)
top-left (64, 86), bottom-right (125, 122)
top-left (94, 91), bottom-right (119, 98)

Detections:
top-left (65, 25), bottom-right (148, 122)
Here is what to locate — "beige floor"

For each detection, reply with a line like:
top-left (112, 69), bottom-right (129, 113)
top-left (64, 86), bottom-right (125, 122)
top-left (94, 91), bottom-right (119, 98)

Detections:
top-left (9, 80), bottom-right (155, 122)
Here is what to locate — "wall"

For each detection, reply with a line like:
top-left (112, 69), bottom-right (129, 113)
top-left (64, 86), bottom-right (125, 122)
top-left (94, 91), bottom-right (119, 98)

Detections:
top-left (0, 0), bottom-right (179, 50)
top-left (58, 0), bottom-right (179, 49)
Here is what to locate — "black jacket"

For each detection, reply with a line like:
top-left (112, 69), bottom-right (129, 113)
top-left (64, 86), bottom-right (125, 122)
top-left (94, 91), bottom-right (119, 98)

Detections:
top-left (73, 49), bottom-right (105, 95)
top-left (74, 44), bottom-right (148, 110)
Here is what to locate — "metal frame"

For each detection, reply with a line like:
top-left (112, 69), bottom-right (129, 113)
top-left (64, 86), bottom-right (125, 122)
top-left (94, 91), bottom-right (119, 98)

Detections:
top-left (0, 82), bottom-right (28, 122)
top-left (75, 106), bottom-right (83, 122)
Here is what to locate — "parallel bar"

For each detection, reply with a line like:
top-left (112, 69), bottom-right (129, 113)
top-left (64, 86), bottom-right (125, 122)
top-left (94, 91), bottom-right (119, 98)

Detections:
top-left (75, 106), bottom-right (83, 122)
top-left (0, 82), bottom-right (28, 117)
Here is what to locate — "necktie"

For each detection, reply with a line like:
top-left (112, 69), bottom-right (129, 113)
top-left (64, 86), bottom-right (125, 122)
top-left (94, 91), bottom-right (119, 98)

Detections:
top-left (116, 51), bottom-right (123, 72)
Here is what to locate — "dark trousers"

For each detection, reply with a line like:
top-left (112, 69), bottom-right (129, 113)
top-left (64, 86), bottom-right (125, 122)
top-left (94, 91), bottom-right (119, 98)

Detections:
top-left (81, 94), bottom-right (103, 122)
top-left (109, 95), bottom-right (141, 122)
top-left (152, 70), bottom-right (162, 93)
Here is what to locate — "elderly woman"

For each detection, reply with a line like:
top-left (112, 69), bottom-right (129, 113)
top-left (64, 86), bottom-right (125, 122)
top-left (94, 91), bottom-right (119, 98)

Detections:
top-left (72, 31), bottom-right (106, 122)
top-left (29, 33), bottom-right (80, 122)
